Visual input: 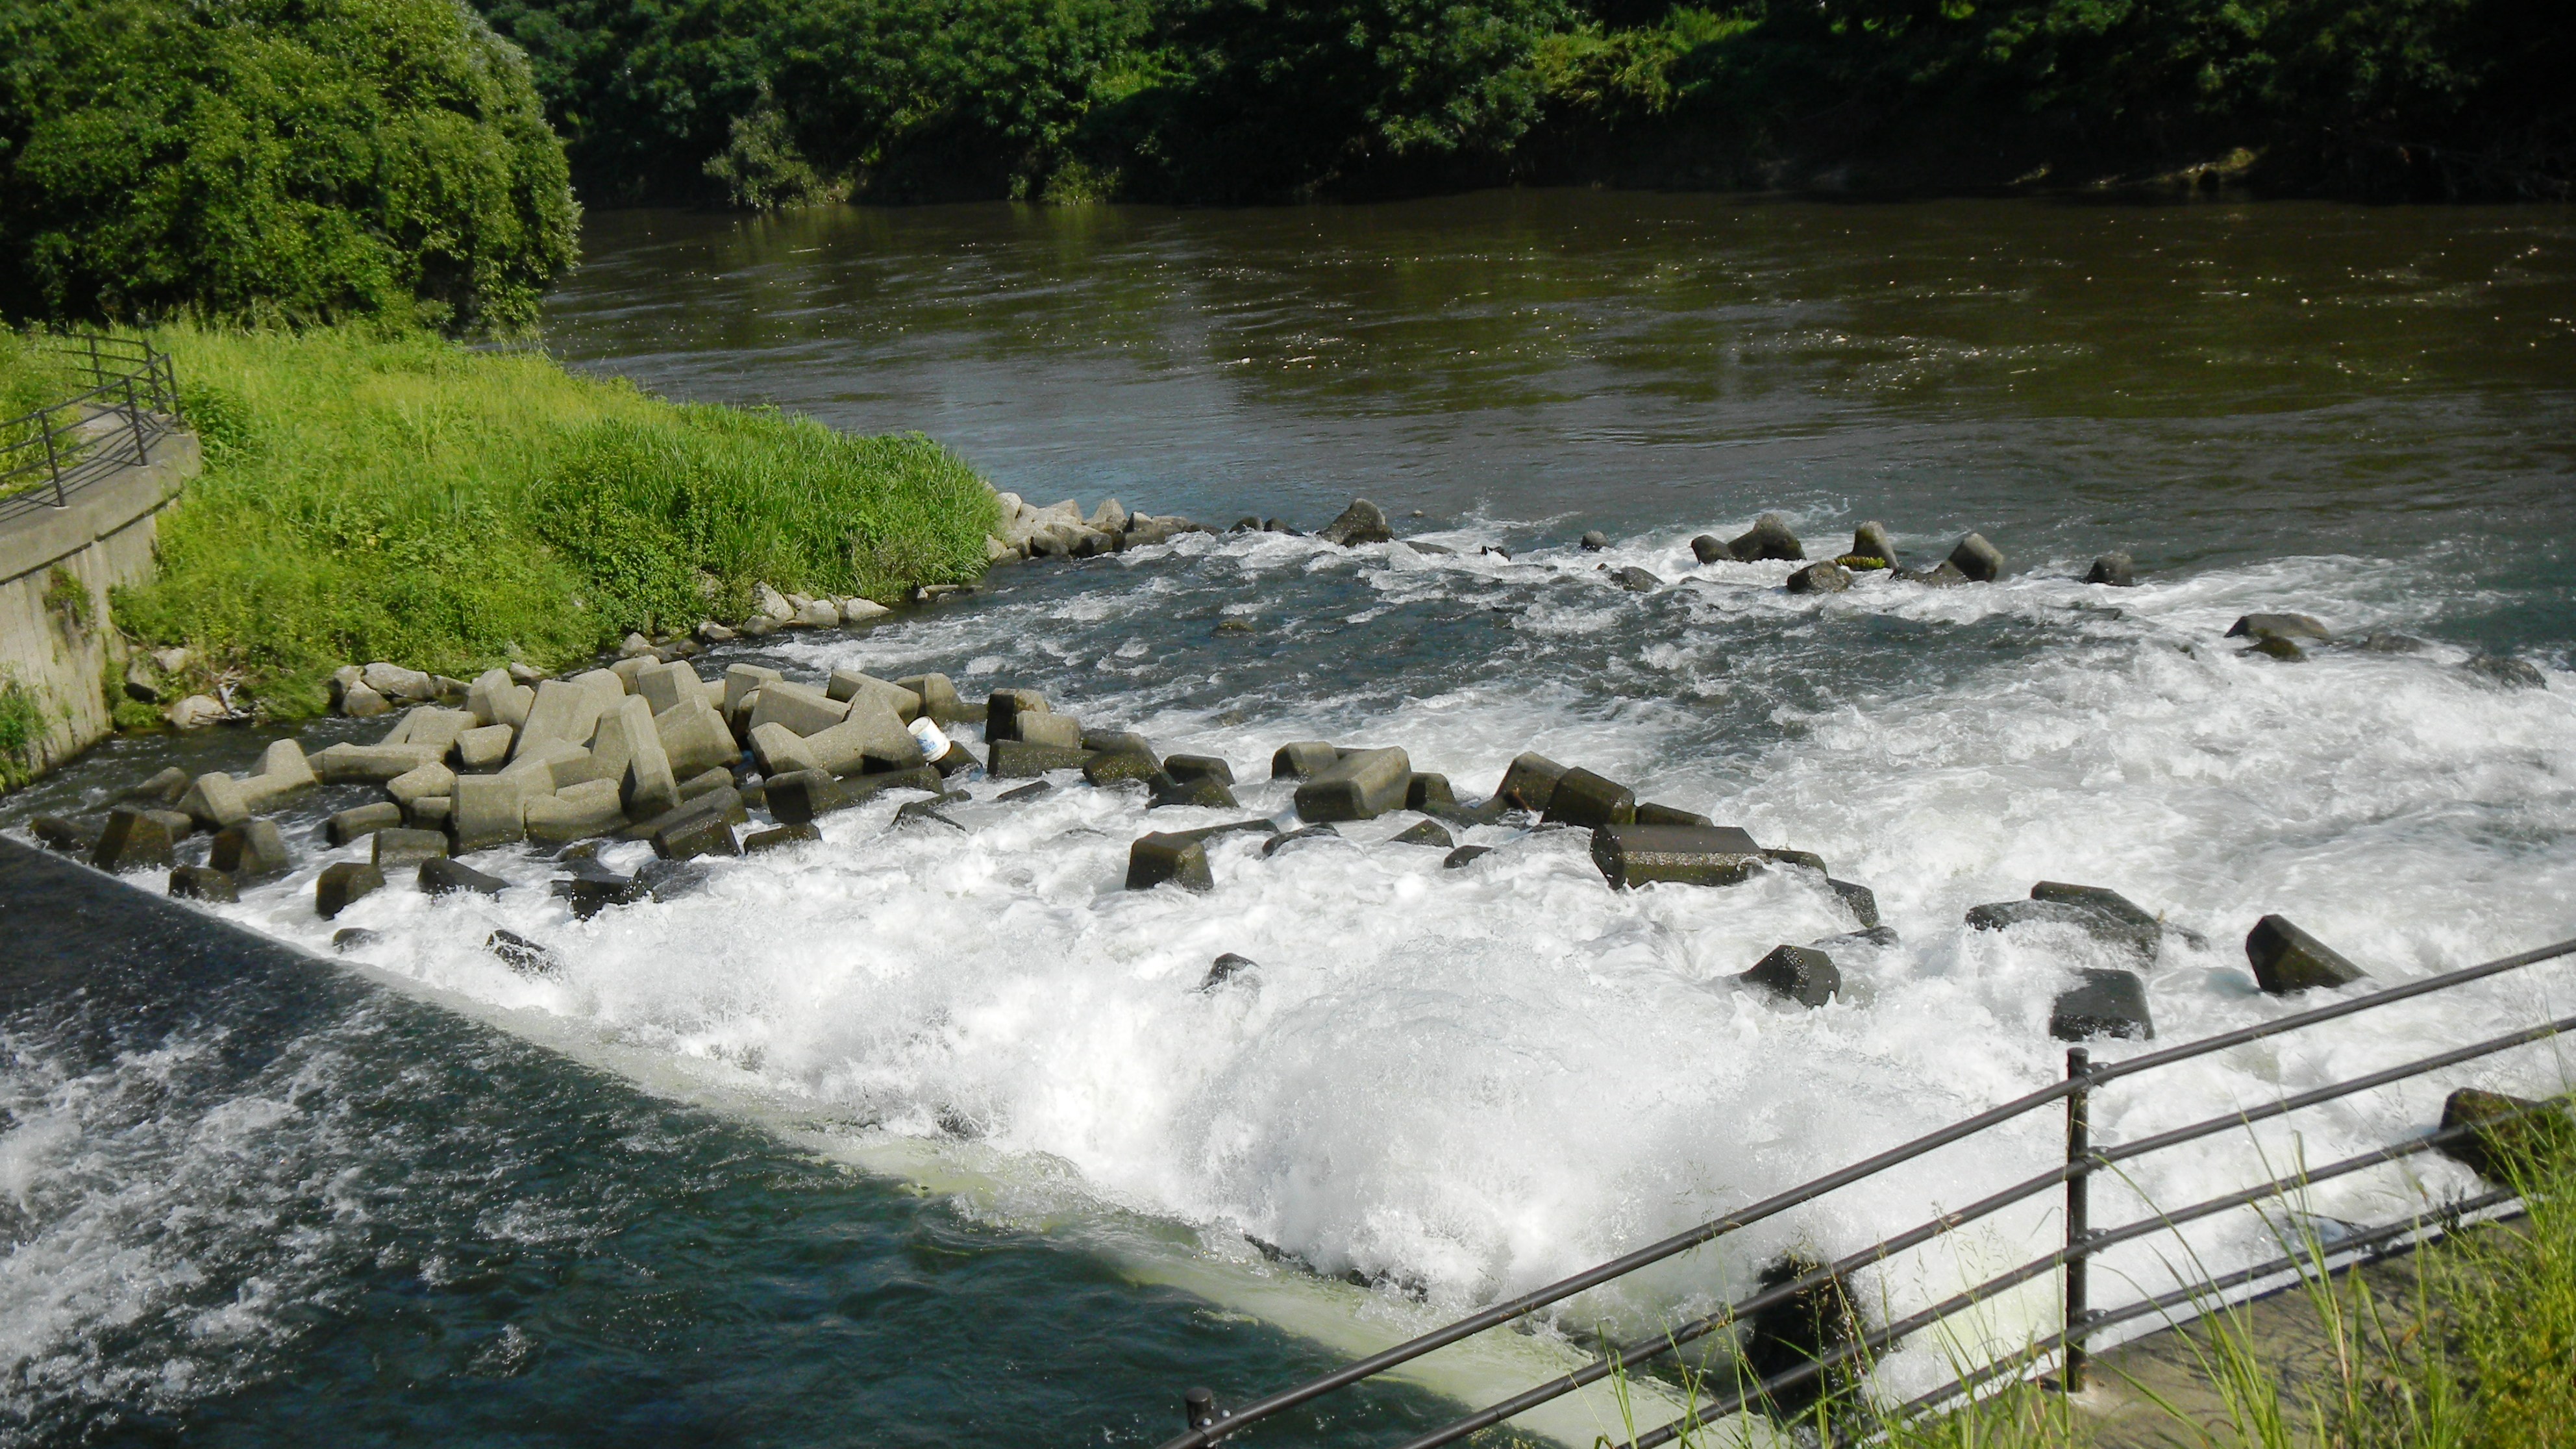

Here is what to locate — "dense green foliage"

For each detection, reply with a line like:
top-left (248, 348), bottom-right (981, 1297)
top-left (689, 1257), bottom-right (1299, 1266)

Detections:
top-left (475, 0), bottom-right (2576, 204)
top-left (113, 325), bottom-right (996, 715)
top-left (0, 0), bottom-right (580, 330)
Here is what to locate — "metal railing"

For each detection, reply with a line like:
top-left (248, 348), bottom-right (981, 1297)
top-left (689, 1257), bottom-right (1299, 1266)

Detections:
top-left (1, 334), bottom-right (181, 522)
top-left (1153, 932), bottom-right (2576, 1449)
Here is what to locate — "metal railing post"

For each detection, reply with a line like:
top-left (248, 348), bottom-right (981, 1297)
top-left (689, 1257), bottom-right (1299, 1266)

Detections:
top-left (2063, 1046), bottom-right (2092, 1394)
top-left (1184, 1387), bottom-right (1219, 1433)
top-left (123, 375), bottom-right (148, 465)
top-left (41, 404), bottom-right (66, 507)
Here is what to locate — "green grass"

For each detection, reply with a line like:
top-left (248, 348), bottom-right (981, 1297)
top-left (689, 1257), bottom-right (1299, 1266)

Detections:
top-left (108, 324), bottom-right (998, 717)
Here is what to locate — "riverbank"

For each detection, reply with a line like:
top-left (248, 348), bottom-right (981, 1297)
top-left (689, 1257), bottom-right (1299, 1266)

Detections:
top-left (100, 325), bottom-right (999, 722)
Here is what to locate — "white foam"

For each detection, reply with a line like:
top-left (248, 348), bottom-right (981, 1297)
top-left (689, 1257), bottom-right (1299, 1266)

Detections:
top-left (194, 529), bottom-right (2576, 1417)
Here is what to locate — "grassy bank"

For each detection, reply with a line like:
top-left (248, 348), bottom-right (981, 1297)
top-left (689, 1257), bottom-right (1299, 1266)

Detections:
top-left (103, 325), bottom-right (996, 717)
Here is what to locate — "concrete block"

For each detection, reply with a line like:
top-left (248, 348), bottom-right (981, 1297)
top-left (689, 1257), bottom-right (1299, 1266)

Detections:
top-left (763, 767), bottom-right (942, 824)
top-left (312, 742), bottom-right (441, 784)
top-left (497, 738), bottom-right (584, 793)
top-left (2246, 915), bottom-right (2367, 993)
top-left (652, 811), bottom-right (740, 862)
top-left (209, 819), bottom-right (291, 880)
top-left (1015, 713), bottom-right (1085, 750)
top-left (745, 823), bottom-right (821, 854)
top-left (1742, 945), bottom-right (1839, 1007)
top-left (1270, 741), bottom-right (1336, 780)
top-left (750, 722), bottom-right (823, 776)
top-left (465, 668), bottom-right (512, 726)
top-left (1591, 823), bottom-right (1765, 889)
top-left (526, 779), bottom-right (628, 843)
top-left (454, 723), bottom-right (514, 771)
top-left (364, 662), bottom-right (438, 701)
top-left (398, 708), bottom-right (477, 758)
top-left (985, 688), bottom-right (1049, 743)
top-left (371, 828), bottom-right (449, 867)
top-left (1128, 832), bottom-right (1215, 891)
top-left (1635, 802), bottom-right (1711, 826)
top-left (803, 702), bottom-right (923, 777)
top-left (749, 680), bottom-right (849, 739)
top-left (419, 857), bottom-right (507, 898)
top-left (327, 802), bottom-right (404, 846)
top-left (1389, 819), bottom-right (1454, 849)
top-left (488, 929), bottom-right (558, 974)
top-left (1164, 755), bottom-right (1234, 787)
top-left (387, 762), bottom-right (457, 810)
top-left (988, 740), bottom-right (1091, 778)
top-left (1444, 845), bottom-right (1491, 869)
top-left (616, 698), bottom-right (680, 819)
top-left (723, 663), bottom-right (784, 721)
top-left (2086, 552), bottom-right (2135, 586)
top-left (92, 809), bottom-right (177, 871)
top-left (33, 815), bottom-right (101, 854)
top-left (1294, 747), bottom-right (1411, 823)
top-left (514, 679), bottom-right (606, 758)
top-left (451, 775), bottom-right (528, 852)
top-left (1150, 774), bottom-right (1239, 810)
top-left (1494, 752), bottom-right (1568, 813)
top-left (316, 861), bottom-right (385, 919)
top-left (1852, 521), bottom-right (1901, 569)
top-left (895, 673), bottom-right (971, 723)
top-left (168, 865), bottom-right (238, 902)
top-left (655, 694), bottom-right (739, 780)
top-left (1728, 513), bottom-right (1805, 562)
top-left (1829, 878), bottom-right (1880, 928)
top-left (570, 669), bottom-right (627, 712)
top-left (676, 767), bottom-right (734, 803)
top-left (624, 785), bottom-right (747, 843)
top-left (636, 661), bottom-right (697, 716)
top-left (179, 772), bottom-right (252, 830)
top-left (254, 738), bottom-right (317, 792)
top-left (827, 670), bottom-right (923, 722)
top-left (2050, 969), bottom-right (2154, 1041)
top-left (1541, 767), bottom-right (1635, 829)
top-left (1948, 532), bottom-right (2005, 583)
top-left (406, 796), bottom-right (452, 830)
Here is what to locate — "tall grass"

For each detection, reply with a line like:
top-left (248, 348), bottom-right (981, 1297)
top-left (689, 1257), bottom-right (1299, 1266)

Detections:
top-left (108, 325), bottom-right (997, 715)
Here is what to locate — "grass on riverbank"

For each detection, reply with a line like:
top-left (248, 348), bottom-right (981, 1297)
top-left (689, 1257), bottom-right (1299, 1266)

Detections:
top-left (99, 325), bottom-right (995, 717)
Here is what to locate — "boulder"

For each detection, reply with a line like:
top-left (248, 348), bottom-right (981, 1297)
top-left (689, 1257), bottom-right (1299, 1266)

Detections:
top-left (1389, 819), bottom-right (1455, 849)
top-left (989, 740), bottom-right (1092, 778)
top-left (1579, 530), bottom-right (1609, 551)
top-left (2050, 969), bottom-right (2155, 1041)
top-left (1904, 561), bottom-right (1972, 586)
top-left (1689, 535), bottom-right (1728, 565)
top-left (316, 861), bottom-right (385, 919)
top-left (2085, 553), bottom-right (2136, 587)
top-left (1270, 741), bottom-right (1338, 780)
top-left (362, 662), bottom-right (438, 702)
top-left (312, 742), bottom-right (442, 784)
top-left (762, 767), bottom-right (943, 824)
top-left (745, 823), bottom-right (822, 855)
top-left (2461, 655), bottom-right (2547, 690)
top-left (723, 664), bottom-right (784, 721)
top-left (32, 816), bottom-right (101, 854)
top-left (1742, 945), bottom-right (1839, 1008)
top-left (654, 694), bottom-right (739, 780)
top-left (1729, 514), bottom-right (1805, 562)
top-left (1295, 747), bottom-right (1412, 823)
top-left (1128, 833), bottom-right (1215, 891)
top-left (1494, 752), bottom-right (1568, 813)
top-left (451, 775), bottom-right (529, 852)
top-left (1591, 823), bottom-right (1764, 890)
top-left (488, 930), bottom-right (557, 974)
top-left (792, 599), bottom-right (840, 628)
top-left (1948, 533), bottom-right (2005, 582)
top-left (1443, 845), bottom-right (1492, 869)
top-left (419, 858), bottom-right (506, 898)
top-left (1317, 499), bottom-right (1394, 547)
top-left (1165, 755), bottom-right (1235, 787)
top-left (526, 780), bottom-right (628, 843)
top-left (334, 684), bottom-right (389, 720)
top-left (2359, 632), bottom-right (2427, 654)
top-left (387, 762), bottom-right (456, 812)
top-left (371, 828), bottom-right (449, 867)
top-left (1790, 557), bottom-right (1857, 594)
top-left (986, 689), bottom-right (1051, 743)
top-left (91, 809), bottom-right (176, 872)
top-left (841, 598), bottom-right (893, 625)
top-left (1016, 713), bottom-right (1087, 750)
top-left (895, 674), bottom-right (972, 724)
top-left (167, 865), bottom-right (239, 903)
top-left (826, 669), bottom-right (924, 722)
top-left (1634, 802), bottom-right (1711, 826)
top-left (327, 802), bottom-right (405, 846)
top-left (1542, 767), bottom-right (1636, 830)
top-left (1611, 566), bottom-right (1661, 591)
top-left (2225, 613), bottom-right (2330, 644)
top-left (208, 820), bottom-right (291, 880)
top-left (178, 773), bottom-right (252, 830)
top-left (2247, 636), bottom-right (2307, 662)
top-left (2245, 914), bottom-right (2367, 993)
top-left (1829, 878), bottom-right (1881, 928)
top-left (749, 681), bottom-right (850, 739)
top-left (1850, 522), bottom-right (1900, 569)
top-left (2436, 1089), bottom-right (2576, 1184)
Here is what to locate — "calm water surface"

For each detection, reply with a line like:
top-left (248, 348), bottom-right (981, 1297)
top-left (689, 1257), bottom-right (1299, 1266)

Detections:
top-left (8, 193), bottom-right (2576, 1446)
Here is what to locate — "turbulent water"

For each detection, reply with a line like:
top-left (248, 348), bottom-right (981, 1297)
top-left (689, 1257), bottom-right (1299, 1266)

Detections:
top-left (7, 192), bottom-right (2576, 1444)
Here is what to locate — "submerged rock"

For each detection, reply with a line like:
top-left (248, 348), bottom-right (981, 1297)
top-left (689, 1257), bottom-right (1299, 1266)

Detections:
top-left (1690, 534), bottom-right (1728, 565)
top-left (1948, 533), bottom-right (2005, 582)
top-left (1728, 514), bottom-right (1805, 562)
top-left (167, 865), bottom-right (238, 903)
top-left (2227, 613), bottom-right (2331, 644)
top-left (1443, 845), bottom-right (1492, 869)
top-left (1850, 522), bottom-right (1900, 569)
top-left (91, 809), bottom-right (175, 873)
top-left (1610, 565), bottom-right (1661, 591)
top-left (2085, 552), bottom-right (2136, 587)
top-left (1787, 561), bottom-right (1851, 594)
top-left (1965, 882), bottom-right (2160, 963)
top-left (1317, 499), bottom-right (1394, 547)
top-left (2436, 1089), bottom-right (2576, 1183)
top-left (2460, 654), bottom-right (2547, 689)
top-left (1387, 819), bottom-right (1454, 849)
top-left (1202, 954), bottom-right (1257, 991)
top-left (1579, 530), bottom-right (1608, 551)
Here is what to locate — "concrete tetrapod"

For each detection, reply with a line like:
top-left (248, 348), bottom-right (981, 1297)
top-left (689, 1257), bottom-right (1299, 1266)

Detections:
top-left (1591, 823), bottom-right (1764, 889)
top-left (1294, 747), bottom-right (1411, 823)
top-left (2246, 914), bottom-right (2368, 993)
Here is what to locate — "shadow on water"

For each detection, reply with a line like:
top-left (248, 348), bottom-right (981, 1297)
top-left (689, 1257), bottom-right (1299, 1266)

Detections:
top-left (0, 842), bottom-right (1449, 1447)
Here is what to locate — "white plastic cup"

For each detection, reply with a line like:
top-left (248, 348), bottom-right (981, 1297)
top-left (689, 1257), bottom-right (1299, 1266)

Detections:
top-left (909, 716), bottom-right (950, 758)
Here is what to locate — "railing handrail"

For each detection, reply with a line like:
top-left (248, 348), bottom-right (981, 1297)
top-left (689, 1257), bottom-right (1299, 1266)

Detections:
top-left (1155, 932), bottom-right (2576, 1449)
top-left (0, 334), bottom-right (177, 512)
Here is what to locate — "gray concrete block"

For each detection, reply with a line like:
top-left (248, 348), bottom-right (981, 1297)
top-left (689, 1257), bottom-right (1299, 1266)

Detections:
top-left (749, 721), bottom-right (823, 776)
top-left (1494, 752), bottom-right (1567, 812)
top-left (209, 819), bottom-right (291, 880)
top-left (514, 679), bottom-right (606, 758)
top-left (826, 669), bottom-right (923, 722)
top-left (387, 762), bottom-right (457, 810)
top-left (2050, 969), bottom-right (2153, 1041)
top-left (453, 723), bottom-right (514, 771)
top-left (312, 742), bottom-right (441, 784)
top-left (1015, 713), bottom-right (1086, 750)
top-left (616, 697), bottom-right (680, 818)
top-left (987, 740), bottom-right (1091, 778)
top-left (1128, 832), bottom-right (1214, 891)
top-left (371, 828), bottom-right (449, 867)
top-left (168, 864), bottom-right (238, 902)
top-left (419, 857), bottom-right (507, 897)
top-left (1591, 823), bottom-right (1764, 889)
top-left (316, 861), bottom-right (385, 919)
top-left (327, 801), bottom-right (404, 846)
top-left (91, 809), bottom-right (175, 872)
top-left (179, 771), bottom-right (252, 830)
top-left (1948, 532), bottom-right (2005, 582)
top-left (526, 779), bottom-right (628, 843)
top-left (451, 775), bottom-right (528, 852)
top-left (1541, 767), bottom-right (1635, 829)
top-left (1270, 741), bottom-right (1336, 780)
top-left (1294, 747), bottom-right (1411, 823)
top-left (654, 694), bottom-right (739, 780)
top-left (803, 702), bottom-right (923, 776)
top-left (652, 811), bottom-right (740, 862)
top-left (1742, 945), bottom-right (1839, 1007)
top-left (723, 663), bottom-right (784, 721)
top-left (749, 680), bottom-right (850, 738)
top-left (2246, 914), bottom-right (2368, 993)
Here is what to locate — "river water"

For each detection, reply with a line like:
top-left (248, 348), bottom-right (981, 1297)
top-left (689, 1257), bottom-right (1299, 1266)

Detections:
top-left (7, 192), bottom-right (2576, 1445)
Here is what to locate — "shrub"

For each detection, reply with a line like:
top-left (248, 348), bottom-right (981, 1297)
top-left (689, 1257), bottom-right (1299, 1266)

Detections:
top-left (0, 0), bottom-right (579, 330)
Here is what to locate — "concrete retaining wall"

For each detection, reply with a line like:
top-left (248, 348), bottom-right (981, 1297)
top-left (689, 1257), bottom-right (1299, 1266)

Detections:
top-left (0, 430), bottom-right (201, 781)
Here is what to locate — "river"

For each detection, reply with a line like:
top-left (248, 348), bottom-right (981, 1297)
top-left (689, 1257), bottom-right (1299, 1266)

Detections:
top-left (5, 191), bottom-right (2575, 1446)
